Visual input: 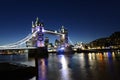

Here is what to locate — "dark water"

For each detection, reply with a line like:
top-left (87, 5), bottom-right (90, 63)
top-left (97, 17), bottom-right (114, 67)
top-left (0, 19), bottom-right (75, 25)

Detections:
top-left (0, 51), bottom-right (120, 80)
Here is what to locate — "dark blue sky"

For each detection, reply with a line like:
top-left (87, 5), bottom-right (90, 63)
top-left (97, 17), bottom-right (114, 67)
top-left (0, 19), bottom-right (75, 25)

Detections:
top-left (0, 0), bottom-right (120, 45)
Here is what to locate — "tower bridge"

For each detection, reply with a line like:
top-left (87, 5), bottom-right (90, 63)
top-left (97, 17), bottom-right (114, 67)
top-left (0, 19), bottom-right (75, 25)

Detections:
top-left (0, 17), bottom-right (71, 54)
top-left (27, 17), bottom-right (68, 48)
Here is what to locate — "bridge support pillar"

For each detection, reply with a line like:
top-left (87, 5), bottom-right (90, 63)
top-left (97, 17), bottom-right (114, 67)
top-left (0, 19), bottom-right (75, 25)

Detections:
top-left (28, 47), bottom-right (48, 58)
top-left (36, 47), bottom-right (48, 58)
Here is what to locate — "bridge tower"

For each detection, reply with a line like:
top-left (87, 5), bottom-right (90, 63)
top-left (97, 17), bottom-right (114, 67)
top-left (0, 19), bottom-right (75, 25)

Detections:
top-left (29, 17), bottom-right (48, 58)
top-left (31, 17), bottom-right (44, 47)
top-left (60, 26), bottom-right (68, 47)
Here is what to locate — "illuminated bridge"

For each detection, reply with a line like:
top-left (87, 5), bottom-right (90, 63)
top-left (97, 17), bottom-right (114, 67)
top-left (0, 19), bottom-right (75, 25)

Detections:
top-left (0, 18), bottom-right (74, 53)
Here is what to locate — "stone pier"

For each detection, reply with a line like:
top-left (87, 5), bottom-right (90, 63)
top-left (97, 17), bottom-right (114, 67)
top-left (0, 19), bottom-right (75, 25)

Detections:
top-left (28, 47), bottom-right (48, 58)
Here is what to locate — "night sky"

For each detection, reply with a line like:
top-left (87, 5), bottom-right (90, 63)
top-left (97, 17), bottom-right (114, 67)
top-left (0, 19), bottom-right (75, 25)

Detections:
top-left (0, 0), bottom-right (120, 45)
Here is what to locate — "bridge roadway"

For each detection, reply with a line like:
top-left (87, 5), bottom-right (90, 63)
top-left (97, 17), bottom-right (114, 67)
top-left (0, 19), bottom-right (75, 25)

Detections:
top-left (0, 47), bottom-right (37, 50)
top-left (0, 46), bottom-right (119, 54)
top-left (0, 47), bottom-right (57, 53)
top-left (0, 47), bottom-right (74, 53)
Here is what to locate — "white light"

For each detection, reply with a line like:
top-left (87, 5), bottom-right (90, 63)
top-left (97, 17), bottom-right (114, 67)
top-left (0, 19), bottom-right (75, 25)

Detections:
top-left (60, 47), bottom-right (65, 50)
top-left (55, 30), bottom-right (57, 33)
top-left (37, 28), bottom-right (40, 31)
top-left (42, 28), bottom-right (45, 32)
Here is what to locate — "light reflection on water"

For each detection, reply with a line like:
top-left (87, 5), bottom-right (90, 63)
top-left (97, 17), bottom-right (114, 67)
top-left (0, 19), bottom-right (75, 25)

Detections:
top-left (58, 55), bottom-right (72, 80)
top-left (36, 58), bottom-right (47, 80)
top-left (0, 51), bottom-right (120, 80)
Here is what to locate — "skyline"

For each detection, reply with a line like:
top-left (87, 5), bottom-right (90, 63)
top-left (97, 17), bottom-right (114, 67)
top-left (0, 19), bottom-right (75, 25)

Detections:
top-left (0, 0), bottom-right (120, 45)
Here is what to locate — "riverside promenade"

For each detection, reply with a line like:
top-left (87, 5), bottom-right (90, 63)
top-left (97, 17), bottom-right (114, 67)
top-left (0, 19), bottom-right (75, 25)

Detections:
top-left (0, 62), bottom-right (36, 80)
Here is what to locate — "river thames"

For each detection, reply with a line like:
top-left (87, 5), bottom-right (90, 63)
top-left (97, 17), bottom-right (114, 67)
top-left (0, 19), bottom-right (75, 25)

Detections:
top-left (0, 51), bottom-right (120, 80)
